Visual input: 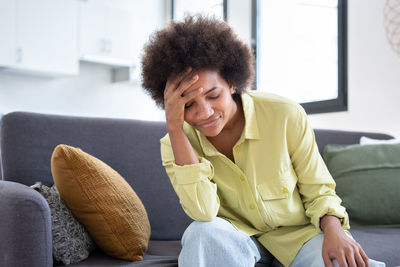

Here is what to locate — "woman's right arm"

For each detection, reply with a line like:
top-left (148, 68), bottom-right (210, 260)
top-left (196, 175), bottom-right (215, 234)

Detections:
top-left (161, 68), bottom-right (220, 221)
top-left (164, 67), bottom-right (201, 166)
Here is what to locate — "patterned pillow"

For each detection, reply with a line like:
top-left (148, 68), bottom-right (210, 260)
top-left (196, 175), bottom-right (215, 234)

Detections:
top-left (31, 182), bottom-right (96, 265)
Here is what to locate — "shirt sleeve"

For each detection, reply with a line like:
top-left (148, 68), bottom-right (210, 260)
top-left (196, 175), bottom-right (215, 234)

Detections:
top-left (160, 139), bottom-right (220, 221)
top-left (287, 106), bottom-right (350, 232)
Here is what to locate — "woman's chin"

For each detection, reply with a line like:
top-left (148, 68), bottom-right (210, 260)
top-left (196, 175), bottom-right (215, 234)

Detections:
top-left (196, 126), bottom-right (222, 137)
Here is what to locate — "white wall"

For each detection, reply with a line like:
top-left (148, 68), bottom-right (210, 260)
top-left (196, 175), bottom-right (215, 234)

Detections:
top-left (308, 0), bottom-right (400, 138)
top-left (0, 62), bottom-right (165, 121)
top-left (1, 0), bottom-right (399, 138)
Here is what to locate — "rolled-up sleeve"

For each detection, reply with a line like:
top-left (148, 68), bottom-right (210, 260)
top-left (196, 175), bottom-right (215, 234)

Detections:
top-left (160, 140), bottom-right (220, 221)
top-left (287, 106), bottom-right (349, 232)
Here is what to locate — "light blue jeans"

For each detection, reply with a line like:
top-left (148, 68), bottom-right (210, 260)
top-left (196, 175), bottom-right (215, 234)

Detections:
top-left (178, 217), bottom-right (386, 267)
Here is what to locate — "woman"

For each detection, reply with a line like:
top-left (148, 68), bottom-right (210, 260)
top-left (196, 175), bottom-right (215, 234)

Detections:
top-left (141, 15), bottom-right (385, 267)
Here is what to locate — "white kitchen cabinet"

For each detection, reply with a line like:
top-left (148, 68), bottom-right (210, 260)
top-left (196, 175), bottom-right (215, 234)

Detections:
top-left (0, 0), bottom-right (16, 67)
top-left (79, 0), bottom-right (134, 67)
top-left (0, 0), bottom-right (79, 76)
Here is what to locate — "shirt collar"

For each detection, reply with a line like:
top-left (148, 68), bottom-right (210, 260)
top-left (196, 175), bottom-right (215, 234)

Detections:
top-left (194, 127), bottom-right (219, 156)
top-left (193, 92), bottom-right (260, 157)
top-left (241, 92), bottom-right (260, 140)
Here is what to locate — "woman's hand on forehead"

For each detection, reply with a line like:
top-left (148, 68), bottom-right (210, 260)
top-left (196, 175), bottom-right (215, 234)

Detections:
top-left (166, 67), bottom-right (202, 97)
top-left (164, 66), bottom-right (203, 132)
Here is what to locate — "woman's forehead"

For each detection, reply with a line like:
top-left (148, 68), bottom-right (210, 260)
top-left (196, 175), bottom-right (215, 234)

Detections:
top-left (192, 70), bottom-right (226, 84)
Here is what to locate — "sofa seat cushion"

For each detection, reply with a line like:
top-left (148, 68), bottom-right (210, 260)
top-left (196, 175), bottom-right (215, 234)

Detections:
top-left (51, 144), bottom-right (151, 261)
top-left (349, 227), bottom-right (400, 267)
top-left (55, 240), bottom-right (181, 267)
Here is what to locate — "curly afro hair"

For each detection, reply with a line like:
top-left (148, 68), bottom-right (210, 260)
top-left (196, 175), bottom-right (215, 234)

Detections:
top-left (141, 15), bottom-right (255, 109)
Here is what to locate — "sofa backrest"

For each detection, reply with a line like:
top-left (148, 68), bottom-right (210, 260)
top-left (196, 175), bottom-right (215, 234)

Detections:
top-left (0, 111), bottom-right (192, 240)
top-left (0, 112), bottom-right (394, 240)
top-left (314, 128), bottom-right (394, 154)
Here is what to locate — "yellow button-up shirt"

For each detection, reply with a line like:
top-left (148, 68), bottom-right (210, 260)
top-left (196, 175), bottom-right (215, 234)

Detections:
top-left (160, 91), bottom-right (349, 266)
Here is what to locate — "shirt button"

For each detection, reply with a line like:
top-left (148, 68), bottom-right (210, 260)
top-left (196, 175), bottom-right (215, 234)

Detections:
top-left (249, 204), bottom-right (256, 210)
top-left (282, 187), bottom-right (289, 194)
top-left (240, 175), bottom-right (245, 181)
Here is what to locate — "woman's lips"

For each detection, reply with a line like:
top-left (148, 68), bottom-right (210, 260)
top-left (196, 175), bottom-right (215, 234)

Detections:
top-left (197, 116), bottom-right (221, 128)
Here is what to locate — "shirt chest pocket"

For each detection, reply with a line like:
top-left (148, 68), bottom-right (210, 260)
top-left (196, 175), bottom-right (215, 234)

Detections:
top-left (256, 168), bottom-right (301, 224)
top-left (257, 165), bottom-right (298, 200)
top-left (257, 176), bottom-right (295, 201)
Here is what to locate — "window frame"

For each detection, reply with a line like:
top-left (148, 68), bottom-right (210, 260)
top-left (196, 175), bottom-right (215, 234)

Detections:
top-left (251, 0), bottom-right (348, 114)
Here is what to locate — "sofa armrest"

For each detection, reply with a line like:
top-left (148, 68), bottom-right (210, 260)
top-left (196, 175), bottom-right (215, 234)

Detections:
top-left (0, 180), bottom-right (53, 267)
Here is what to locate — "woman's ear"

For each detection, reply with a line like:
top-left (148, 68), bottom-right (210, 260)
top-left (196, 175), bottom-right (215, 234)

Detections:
top-left (228, 82), bottom-right (236, 94)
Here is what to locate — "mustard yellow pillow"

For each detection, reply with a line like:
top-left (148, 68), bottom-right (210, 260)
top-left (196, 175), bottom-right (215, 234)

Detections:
top-left (51, 144), bottom-right (151, 261)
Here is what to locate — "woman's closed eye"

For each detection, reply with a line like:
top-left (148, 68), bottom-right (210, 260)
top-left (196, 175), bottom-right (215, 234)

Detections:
top-left (184, 87), bottom-right (220, 109)
top-left (185, 93), bottom-right (220, 109)
top-left (208, 93), bottom-right (220, 99)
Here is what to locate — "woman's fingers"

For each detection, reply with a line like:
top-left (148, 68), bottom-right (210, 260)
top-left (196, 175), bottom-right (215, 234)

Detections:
top-left (170, 67), bottom-right (192, 87)
top-left (165, 67), bottom-right (192, 98)
top-left (177, 74), bottom-right (199, 96)
top-left (166, 73), bottom-right (200, 106)
top-left (322, 252), bottom-right (334, 267)
top-left (345, 249), bottom-right (358, 267)
top-left (181, 87), bottom-right (203, 103)
top-left (345, 241), bottom-right (368, 267)
top-left (339, 242), bottom-right (369, 267)
top-left (163, 67), bottom-right (202, 131)
top-left (173, 87), bottom-right (203, 110)
top-left (354, 251), bottom-right (367, 267)
top-left (358, 246), bottom-right (370, 267)
top-left (336, 254), bottom-right (348, 267)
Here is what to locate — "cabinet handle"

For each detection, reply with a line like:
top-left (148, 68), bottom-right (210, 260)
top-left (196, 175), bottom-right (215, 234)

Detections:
top-left (100, 39), bottom-right (107, 54)
top-left (16, 47), bottom-right (23, 63)
top-left (107, 39), bottom-right (112, 54)
top-left (99, 39), bottom-right (112, 54)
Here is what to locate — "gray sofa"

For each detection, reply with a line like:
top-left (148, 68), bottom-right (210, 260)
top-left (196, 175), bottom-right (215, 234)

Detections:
top-left (0, 111), bottom-right (399, 267)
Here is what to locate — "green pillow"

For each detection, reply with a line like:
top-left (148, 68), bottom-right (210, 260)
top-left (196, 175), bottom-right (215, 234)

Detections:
top-left (323, 143), bottom-right (400, 227)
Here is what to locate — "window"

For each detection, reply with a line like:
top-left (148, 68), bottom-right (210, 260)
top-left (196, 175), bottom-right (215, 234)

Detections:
top-left (172, 0), bottom-right (227, 21)
top-left (252, 0), bottom-right (347, 114)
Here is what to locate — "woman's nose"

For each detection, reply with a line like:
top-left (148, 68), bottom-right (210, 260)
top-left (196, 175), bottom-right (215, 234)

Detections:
top-left (197, 102), bottom-right (214, 119)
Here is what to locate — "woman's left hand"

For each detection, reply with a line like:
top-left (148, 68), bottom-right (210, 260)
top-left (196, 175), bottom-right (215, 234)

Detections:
top-left (321, 215), bottom-right (370, 267)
